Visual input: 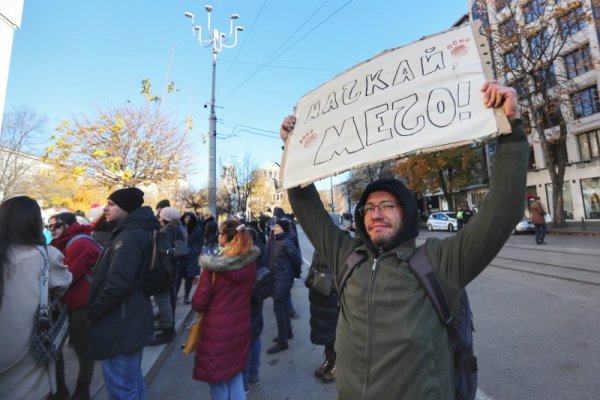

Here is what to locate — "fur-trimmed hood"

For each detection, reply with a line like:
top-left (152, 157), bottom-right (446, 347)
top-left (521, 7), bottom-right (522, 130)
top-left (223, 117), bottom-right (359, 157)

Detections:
top-left (200, 246), bottom-right (261, 273)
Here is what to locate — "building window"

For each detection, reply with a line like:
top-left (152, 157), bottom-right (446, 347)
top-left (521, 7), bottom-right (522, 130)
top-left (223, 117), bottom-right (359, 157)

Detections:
top-left (545, 182), bottom-right (574, 219)
top-left (529, 29), bottom-right (549, 59)
top-left (535, 104), bottom-right (560, 129)
top-left (580, 177), bottom-right (600, 219)
top-left (503, 50), bottom-right (519, 72)
top-left (564, 45), bottom-right (592, 78)
top-left (572, 86), bottom-right (600, 119)
top-left (577, 130), bottom-right (600, 161)
top-left (495, 0), bottom-right (510, 12)
top-left (533, 64), bottom-right (556, 92)
top-left (499, 18), bottom-right (517, 38)
top-left (560, 4), bottom-right (586, 38)
top-left (523, 0), bottom-right (545, 24)
top-left (528, 147), bottom-right (536, 170)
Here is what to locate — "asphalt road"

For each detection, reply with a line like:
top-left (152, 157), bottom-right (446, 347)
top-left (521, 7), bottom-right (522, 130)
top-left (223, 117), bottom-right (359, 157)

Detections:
top-left (147, 228), bottom-right (600, 400)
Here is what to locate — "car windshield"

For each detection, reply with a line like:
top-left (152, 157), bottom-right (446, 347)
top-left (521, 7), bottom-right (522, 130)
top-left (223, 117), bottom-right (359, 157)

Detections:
top-left (446, 212), bottom-right (456, 218)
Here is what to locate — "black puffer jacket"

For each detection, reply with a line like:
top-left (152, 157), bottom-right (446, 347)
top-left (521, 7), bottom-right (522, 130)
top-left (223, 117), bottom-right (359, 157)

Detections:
top-left (86, 206), bottom-right (159, 360)
top-left (265, 231), bottom-right (302, 301)
top-left (305, 252), bottom-right (338, 346)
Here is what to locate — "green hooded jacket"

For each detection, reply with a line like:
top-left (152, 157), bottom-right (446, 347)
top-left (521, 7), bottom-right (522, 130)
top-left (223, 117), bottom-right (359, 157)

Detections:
top-left (288, 119), bottom-right (527, 400)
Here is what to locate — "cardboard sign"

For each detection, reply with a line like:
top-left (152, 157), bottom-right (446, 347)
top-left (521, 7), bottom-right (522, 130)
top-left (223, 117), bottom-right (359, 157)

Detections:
top-left (280, 21), bottom-right (509, 190)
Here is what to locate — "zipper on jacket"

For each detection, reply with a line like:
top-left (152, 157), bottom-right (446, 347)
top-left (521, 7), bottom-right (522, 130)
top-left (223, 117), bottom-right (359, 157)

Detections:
top-left (361, 257), bottom-right (379, 400)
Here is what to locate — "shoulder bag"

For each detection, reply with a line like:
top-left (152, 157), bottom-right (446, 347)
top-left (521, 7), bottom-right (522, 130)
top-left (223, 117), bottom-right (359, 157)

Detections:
top-left (182, 272), bottom-right (215, 354)
top-left (31, 246), bottom-right (70, 365)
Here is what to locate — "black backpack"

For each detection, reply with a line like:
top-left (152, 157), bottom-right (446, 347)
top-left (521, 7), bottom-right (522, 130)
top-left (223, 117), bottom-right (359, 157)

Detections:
top-left (140, 230), bottom-right (175, 295)
top-left (338, 244), bottom-right (477, 400)
top-left (252, 266), bottom-right (275, 303)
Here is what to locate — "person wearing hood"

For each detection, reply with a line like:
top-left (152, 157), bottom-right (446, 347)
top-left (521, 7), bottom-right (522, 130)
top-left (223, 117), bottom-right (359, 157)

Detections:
top-left (48, 212), bottom-right (102, 400)
top-left (192, 219), bottom-right (259, 399)
top-left (280, 81), bottom-right (528, 399)
top-left (177, 212), bottom-right (203, 304)
top-left (203, 214), bottom-right (219, 256)
top-left (264, 218), bottom-right (303, 354)
top-left (86, 187), bottom-right (159, 400)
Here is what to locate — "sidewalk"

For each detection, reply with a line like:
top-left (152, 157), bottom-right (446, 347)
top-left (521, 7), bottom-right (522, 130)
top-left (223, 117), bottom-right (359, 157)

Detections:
top-left (545, 220), bottom-right (600, 236)
top-left (62, 291), bottom-right (196, 399)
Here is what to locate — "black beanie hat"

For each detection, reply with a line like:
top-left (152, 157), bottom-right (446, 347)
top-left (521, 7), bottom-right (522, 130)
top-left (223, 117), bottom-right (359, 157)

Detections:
top-left (108, 188), bottom-right (144, 213)
top-left (275, 218), bottom-right (290, 232)
top-left (156, 199), bottom-right (170, 209)
top-left (354, 178), bottom-right (419, 251)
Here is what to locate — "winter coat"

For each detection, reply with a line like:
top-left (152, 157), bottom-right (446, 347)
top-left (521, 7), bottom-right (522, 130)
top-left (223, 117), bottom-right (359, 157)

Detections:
top-left (161, 220), bottom-right (186, 288)
top-left (305, 252), bottom-right (338, 347)
top-left (0, 245), bottom-right (71, 400)
top-left (530, 200), bottom-right (546, 225)
top-left (192, 247), bottom-right (259, 383)
top-left (288, 119), bottom-right (528, 400)
top-left (50, 223), bottom-right (101, 309)
top-left (182, 213), bottom-right (203, 278)
top-left (86, 206), bottom-right (159, 360)
top-left (265, 231), bottom-right (302, 301)
top-left (203, 216), bottom-right (219, 246)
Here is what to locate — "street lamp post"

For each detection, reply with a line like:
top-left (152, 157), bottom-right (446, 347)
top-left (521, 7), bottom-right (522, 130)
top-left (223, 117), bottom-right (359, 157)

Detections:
top-left (184, 5), bottom-right (243, 217)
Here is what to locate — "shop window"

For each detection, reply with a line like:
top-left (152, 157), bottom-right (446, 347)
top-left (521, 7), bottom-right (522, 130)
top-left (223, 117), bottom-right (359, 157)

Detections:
top-left (564, 45), bottom-right (592, 78)
top-left (580, 177), bottom-right (600, 219)
top-left (545, 182), bottom-right (574, 219)
top-left (577, 130), bottom-right (600, 161)
top-left (572, 86), bottom-right (600, 119)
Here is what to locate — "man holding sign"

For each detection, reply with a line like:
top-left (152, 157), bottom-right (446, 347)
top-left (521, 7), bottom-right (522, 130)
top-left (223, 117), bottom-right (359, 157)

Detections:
top-left (280, 80), bottom-right (526, 399)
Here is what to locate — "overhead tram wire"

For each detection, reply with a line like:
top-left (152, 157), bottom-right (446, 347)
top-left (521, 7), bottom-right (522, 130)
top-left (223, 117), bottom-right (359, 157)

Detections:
top-left (217, 0), bottom-right (269, 95)
top-left (219, 0), bottom-right (356, 104)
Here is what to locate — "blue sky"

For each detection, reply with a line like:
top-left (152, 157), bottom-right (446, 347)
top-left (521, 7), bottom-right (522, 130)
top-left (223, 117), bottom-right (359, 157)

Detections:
top-left (5, 0), bottom-right (468, 188)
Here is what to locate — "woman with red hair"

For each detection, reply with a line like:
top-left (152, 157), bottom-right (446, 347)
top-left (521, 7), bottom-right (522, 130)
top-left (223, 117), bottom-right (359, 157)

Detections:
top-left (192, 219), bottom-right (260, 400)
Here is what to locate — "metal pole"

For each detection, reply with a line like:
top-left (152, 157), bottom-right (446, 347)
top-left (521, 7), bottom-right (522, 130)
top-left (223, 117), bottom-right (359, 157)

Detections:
top-left (208, 53), bottom-right (217, 217)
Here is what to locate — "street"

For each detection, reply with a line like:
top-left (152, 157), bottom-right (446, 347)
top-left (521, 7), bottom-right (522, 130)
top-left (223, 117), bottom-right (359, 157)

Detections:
top-left (146, 227), bottom-right (600, 400)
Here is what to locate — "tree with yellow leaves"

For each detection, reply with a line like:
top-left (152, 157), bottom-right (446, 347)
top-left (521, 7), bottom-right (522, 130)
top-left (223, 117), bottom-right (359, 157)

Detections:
top-left (44, 80), bottom-right (191, 188)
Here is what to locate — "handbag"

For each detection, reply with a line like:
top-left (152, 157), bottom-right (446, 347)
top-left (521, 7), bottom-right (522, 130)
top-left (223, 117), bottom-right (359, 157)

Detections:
top-left (31, 246), bottom-right (70, 365)
top-left (312, 270), bottom-right (333, 296)
top-left (182, 272), bottom-right (215, 354)
top-left (173, 239), bottom-right (190, 259)
top-left (544, 213), bottom-right (552, 223)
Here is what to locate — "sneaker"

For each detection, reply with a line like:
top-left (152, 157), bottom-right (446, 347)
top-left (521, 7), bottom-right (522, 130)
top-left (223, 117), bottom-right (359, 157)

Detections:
top-left (266, 342), bottom-right (289, 354)
top-left (321, 365), bottom-right (336, 383)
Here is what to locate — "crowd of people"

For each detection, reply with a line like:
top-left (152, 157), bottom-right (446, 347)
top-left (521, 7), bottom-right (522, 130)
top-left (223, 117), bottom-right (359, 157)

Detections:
top-left (0, 80), bottom-right (526, 400)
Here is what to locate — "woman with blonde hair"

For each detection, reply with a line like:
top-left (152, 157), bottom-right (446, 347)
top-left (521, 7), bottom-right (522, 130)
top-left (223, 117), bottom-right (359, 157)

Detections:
top-left (192, 219), bottom-right (260, 400)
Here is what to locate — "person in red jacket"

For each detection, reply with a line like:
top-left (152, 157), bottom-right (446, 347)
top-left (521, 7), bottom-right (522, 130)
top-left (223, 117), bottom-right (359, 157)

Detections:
top-left (192, 220), bottom-right (260, 400)
top-left (49, 212), bottom-right (102, 400)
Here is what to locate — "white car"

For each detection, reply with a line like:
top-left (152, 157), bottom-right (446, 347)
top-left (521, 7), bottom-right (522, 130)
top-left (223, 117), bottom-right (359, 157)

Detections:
top-left (513, 217), bottom-right (535, 234)
top-left (427, 212), bottom-right (458, 232)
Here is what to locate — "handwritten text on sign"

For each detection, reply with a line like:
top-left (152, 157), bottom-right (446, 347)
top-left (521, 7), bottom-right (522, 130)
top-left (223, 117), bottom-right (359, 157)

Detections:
top-left (280, 22), bottom-right (506, 190)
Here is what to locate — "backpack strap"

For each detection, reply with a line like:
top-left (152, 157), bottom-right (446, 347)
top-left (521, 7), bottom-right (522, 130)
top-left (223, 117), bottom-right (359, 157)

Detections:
top-left (409, 245), bottom-right (474, 357)
top-left (408, 245), bottom-right (453, 327)
top-left (337, 251), bottom-right (366, 298)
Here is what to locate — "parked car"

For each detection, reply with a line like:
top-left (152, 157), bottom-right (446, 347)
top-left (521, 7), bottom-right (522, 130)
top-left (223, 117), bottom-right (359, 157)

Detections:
top-left (427, 211), bottom-right (458, 232)
top-left (513, 217), bottom-right (535, 234)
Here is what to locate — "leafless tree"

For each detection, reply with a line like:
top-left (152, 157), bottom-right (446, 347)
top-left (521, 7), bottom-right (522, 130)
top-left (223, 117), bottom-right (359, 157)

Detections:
top-left (219, 153), bottom-right (258, 218)
top-left (0, 106), bottom-right (47, 201)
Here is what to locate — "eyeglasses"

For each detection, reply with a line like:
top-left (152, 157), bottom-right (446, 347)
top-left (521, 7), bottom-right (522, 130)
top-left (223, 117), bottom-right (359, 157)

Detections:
top-left (358, 200), bottom-right (400, 216)
top-left (46, 223), bottom-right (64, 231)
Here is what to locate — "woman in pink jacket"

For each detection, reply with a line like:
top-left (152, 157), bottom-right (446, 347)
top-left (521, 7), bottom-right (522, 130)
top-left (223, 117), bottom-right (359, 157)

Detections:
top-left (192, 220), bottom-right (259, 400)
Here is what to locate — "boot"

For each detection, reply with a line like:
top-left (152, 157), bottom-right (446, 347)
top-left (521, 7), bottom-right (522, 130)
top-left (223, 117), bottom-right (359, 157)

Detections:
top-left (149, 327), bottom-right (176, 346)
top-left (70, 379), bottom-right (91, 400)
top-left (321, 364), bottom-right (336, 383)
top-left (48, 378), bottom-right (70, 400)
top-left (314, 347), bottom-right (335, 378)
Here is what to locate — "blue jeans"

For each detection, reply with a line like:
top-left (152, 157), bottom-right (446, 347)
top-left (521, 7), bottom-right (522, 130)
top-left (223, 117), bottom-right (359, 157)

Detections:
top-left (101, 350), bottom-right (146, 400)
top-left (243, 337), bottom-right (261, 385)
top-left (209, 371), bottom-right (246, 400)
top-left (534, 223), bottom-right (547, 244)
